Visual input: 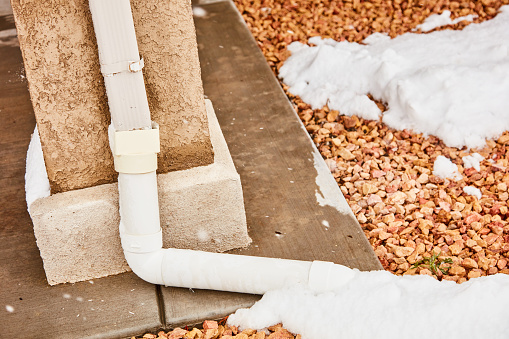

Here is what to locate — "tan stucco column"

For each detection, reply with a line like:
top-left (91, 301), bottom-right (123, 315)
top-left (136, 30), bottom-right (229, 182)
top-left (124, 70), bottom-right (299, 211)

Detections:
top-left (12, 0), bottom-right (214, 193)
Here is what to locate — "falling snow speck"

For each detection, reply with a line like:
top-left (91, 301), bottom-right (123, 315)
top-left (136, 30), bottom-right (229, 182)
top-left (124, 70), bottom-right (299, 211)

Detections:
top-left (192, 6), bottom-right (207, 17)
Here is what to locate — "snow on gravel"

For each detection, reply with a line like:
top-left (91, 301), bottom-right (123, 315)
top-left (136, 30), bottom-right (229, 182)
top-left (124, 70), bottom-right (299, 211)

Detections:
top-left (228, 269), bottom-right (509, 339)
top-left (432, 155), bottom-right (462, 180)
top-left (413, 10), bottom-right (477, 32)
top-left (279, 6), bottom-right (509, 149)
top-left (227, 7), bottom-right (509, 339)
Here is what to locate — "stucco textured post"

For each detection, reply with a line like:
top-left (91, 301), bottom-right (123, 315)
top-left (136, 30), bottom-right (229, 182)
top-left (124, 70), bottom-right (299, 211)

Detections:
top-left (11, 0), bottom-right (214, 193)
top-left (14, 0), bottom-right (251, 284)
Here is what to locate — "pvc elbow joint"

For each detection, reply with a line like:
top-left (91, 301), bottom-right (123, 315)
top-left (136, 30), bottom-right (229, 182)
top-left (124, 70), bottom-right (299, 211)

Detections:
top-left (120, 222), bottom-right (166, 285)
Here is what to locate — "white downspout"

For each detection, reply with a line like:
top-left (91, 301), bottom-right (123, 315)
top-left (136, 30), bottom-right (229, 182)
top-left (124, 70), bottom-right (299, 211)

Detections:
top-left (89, 0), bottom-right (357, 295)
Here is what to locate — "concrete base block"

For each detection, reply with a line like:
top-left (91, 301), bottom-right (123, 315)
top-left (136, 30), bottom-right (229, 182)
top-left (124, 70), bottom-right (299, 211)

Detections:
top-left (29, 100), bottom-right (251, 285)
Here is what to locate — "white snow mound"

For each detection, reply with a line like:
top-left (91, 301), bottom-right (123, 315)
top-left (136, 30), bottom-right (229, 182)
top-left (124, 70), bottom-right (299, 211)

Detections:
top-left (279, 6), bottom-right (509, 149)
top-left (228, 271), bottom-right (509, 339)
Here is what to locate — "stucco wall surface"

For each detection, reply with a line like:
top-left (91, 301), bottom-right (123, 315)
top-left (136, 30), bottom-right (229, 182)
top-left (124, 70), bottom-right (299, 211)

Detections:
top-left (11, 0), bottom-right (213, 193)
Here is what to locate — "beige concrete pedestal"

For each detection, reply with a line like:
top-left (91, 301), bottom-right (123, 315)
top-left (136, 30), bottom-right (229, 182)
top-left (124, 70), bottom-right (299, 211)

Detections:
top-left (29, 100), bottom-right (251, 285)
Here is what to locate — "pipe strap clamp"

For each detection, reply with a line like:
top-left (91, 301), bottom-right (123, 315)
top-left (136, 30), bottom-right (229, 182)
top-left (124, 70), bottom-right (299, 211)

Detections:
top-left (101, 57), bottom-right (144, 76)
top-left (113, 122), bottom-right (160, 174)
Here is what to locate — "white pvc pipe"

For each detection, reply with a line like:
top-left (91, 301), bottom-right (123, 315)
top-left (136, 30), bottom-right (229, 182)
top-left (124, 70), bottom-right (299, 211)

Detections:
top-left (89, 0), bottom-right (151, 131)
top-left (90, 0), bottom-right (358, 295)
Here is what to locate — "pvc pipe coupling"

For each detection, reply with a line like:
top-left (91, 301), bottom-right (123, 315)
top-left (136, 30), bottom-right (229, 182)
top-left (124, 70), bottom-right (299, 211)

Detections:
top-left (110, 122), bottom-right (160, 174)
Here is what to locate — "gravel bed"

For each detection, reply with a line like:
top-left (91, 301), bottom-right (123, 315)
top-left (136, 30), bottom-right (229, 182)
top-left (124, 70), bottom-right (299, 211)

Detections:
top-left (231, 0), bottom-right (509, 282)
top-left (133, 321), bottom-right (296, 339)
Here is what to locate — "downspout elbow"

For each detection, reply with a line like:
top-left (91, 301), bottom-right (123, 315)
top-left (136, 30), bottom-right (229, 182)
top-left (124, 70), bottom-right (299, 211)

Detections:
top-left (120, 222), bottom-right (166, 285)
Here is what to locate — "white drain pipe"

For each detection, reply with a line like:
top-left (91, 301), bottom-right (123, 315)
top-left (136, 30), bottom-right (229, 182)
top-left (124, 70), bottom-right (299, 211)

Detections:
top-left (89, 0), bottom-right (357, 295)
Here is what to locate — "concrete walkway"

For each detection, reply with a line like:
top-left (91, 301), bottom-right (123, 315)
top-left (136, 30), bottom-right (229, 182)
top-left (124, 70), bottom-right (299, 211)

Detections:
top-left (0, 1), bottom-right (381, 337)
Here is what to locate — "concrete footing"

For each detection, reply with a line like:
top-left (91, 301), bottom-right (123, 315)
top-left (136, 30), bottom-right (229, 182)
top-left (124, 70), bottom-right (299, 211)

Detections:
top-left (29, 100), bottom-right (251, 285)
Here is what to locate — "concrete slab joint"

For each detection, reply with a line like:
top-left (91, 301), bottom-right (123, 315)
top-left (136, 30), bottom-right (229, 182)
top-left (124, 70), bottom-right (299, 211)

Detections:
top-left (12, 0), bottom-right (252, 285)
top-left (30, 100), bottom-right (252, 285)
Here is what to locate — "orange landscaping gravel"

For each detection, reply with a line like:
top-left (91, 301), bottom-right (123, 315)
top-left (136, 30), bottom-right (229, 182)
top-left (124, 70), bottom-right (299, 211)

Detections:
top-left (232, 0), bottom-right (509, 282)
top-left (133, 321), bottom-right (297, 339)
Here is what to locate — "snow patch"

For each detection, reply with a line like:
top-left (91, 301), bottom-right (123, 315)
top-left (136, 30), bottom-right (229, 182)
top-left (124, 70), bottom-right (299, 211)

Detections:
top-left (414, 10), bottom-right (477, 32)
top-left (433, 156), bottom-right (462, 180)
top-left (228, 272), bottom-right (509, 339)
top-left (25, 126), bottom-right (50, 210)
top-left (313, 152), bottom-right (351, 215)
top-left (463, 186), bottom-right (482, 199)
top-left (279, 7), bottom-right (509, 149)
top-left (462, 153), bottom-right (484, 171)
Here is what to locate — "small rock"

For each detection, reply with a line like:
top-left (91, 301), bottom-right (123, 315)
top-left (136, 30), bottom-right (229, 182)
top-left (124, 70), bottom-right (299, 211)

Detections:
top-left (449, 265), bottom-right (466, 276)
top-left (461, 258), bottom-right (478, 269)
top-left (362, 183), bottom-right (378, 195)
top-left (203, 320), bottom-right (218, 330)
top-left (485, 234), bottom-right (499, 246)
top-left (241, 329), bottom-right (257, 336)
top-left (436, 209), bottom-right (451, 223)
top-left (449, 242), bottom-right (464, 255)
top-left (338, 148), bottom-right (356, 161)
top-left (168, 328), bottom-right (188, 339)
top-left (367, 194), bottom-right (383, 206)
top-left (387, 191), bottom-right (407, 205)
top-left (268, 328), bottom-right (294, 339)
top-left (497, 134), bottom-right (509, 144)
top-left (416, 173), bottom-right (429, 184)
top-left (253, 332), bottom-right (267, 339)
top-left (331, 138), bottom-right (342, 147)
top-left (385, 184), bottom-right (399, 193)
top-left (415, 243), bottom-right (426, 254)
top-left (452, 202), bottom-right (465, 211)
top-left (467, 270), bottom-right (482, 279)
top-left (465, 239), bottom-right (477, 248)
top-left (372, 169), bottom-right (386, 178)
top-left (394, 246), bottom-right (415, 257)
top-left (268, 325), bottom-right (283, 332)
top-left (324, 159), bottom-right (337, 172)
top-left (464, 213), bottom-right (481, 225)
top-left (184, 328), bottom-right (202, 339)
top-left (379, 230), bottom-right (391, 240)
top-left (357, 213), bottom-right (367, 223)
top-left (203, 329), bottom-right (218, 339)
top-left (497, 258), bottom-right (508, 270)
top-left (418, 219), bottom-right (433, 235)
top-left (470, 222), bottom-right (482, 231)
top-left (419, 268), bottom-right (433, 276)
top-left (488, 267), bottom-right (499, 275)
